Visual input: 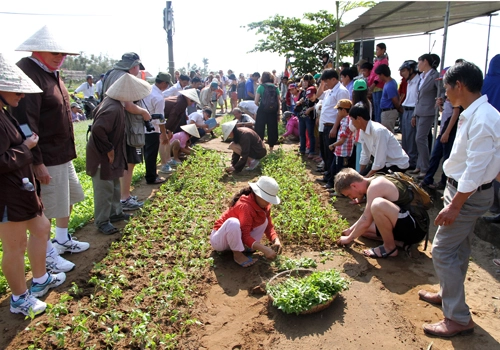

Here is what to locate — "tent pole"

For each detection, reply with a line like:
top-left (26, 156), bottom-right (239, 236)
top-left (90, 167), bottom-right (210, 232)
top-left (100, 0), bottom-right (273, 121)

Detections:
top-left (336, 1), bottom-right (340, 70)
top-left (485, 14), bottom-right (492, 75)
top-left (433, 1), bottom-right (450, 148)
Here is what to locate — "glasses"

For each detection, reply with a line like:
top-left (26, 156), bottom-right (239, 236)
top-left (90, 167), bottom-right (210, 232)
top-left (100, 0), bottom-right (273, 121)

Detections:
top-left (50, 52), bottom-right (68, 57)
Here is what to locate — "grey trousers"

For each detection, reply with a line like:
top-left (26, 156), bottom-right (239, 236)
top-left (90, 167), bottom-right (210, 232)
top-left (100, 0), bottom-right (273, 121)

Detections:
top-left (381, 109), bottom-right (398, 134)
top-left (415, 115), bottom-right (434, 172)
top-left (91, 168), bottom-right (122, 227)
top-left (432, 183), bottom-right (493, 325)
top-left (401, 109), bottom-right (418, 168)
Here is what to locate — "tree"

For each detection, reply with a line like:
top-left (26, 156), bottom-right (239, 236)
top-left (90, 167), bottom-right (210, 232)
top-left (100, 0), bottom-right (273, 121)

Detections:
top-left (245, 2), bottom-right (375, 76)
top-left (62, 53), bottom-right (118, 79)
top-left (178, 57), bottom-right (210, 79)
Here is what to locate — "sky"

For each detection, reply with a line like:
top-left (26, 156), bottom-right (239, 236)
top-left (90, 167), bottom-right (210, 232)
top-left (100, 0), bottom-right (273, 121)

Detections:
top-left (1, 1), bottom-right (500, 79)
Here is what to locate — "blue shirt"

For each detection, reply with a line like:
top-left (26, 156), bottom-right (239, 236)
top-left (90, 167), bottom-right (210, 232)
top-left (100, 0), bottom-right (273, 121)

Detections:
top-left (380, 79), bottom-right (398, 109)
top-left (245, 78), bottom-right (254, 99)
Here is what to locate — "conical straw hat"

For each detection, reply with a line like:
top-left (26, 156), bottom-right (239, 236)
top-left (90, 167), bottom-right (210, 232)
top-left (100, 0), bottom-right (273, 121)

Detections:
top-left (221, 120), bottom-right (237, 141)
top-left (179, 88), bottom-right (201, 105)
top-left (180, 123), bottom-right (200, 138)
top-left (16, 25), bottom-right (80, 55)
top-left (106, 73), bottom-right (152, 102)
top-left (0, 53), bottom-right (42, 93)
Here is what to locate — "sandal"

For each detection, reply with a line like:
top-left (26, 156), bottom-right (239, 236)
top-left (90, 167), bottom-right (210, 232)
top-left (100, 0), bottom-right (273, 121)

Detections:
top-left (98, 223), bottom-right (119, 235)
top-left (363, 245), bottom-right (397, 258)
top-left (147, 176), bottom-right (166, 185)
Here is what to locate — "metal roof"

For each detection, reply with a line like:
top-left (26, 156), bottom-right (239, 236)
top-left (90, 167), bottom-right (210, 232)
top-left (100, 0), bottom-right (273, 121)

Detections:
top-left (318, 1), bottom-right (500, 44)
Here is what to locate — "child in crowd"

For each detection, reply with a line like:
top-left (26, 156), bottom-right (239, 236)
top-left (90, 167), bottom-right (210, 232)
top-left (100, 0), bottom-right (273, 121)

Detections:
top-left (210, 176), bottom-right (282, 267)
top-left (170, 124), bottom-right (199, 164)
top-left (281, 111), bottom-right (299, 141)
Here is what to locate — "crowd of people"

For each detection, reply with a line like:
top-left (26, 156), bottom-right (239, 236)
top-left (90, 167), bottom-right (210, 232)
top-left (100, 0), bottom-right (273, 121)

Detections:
top-left (1, 24), bottom-right (500, 341)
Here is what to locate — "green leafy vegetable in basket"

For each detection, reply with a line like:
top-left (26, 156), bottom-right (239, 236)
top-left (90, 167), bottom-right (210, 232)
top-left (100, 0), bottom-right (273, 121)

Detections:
top-left (267, 269), bottom-right (349, 315)
top-left (271, 256), bottom-right (318, 271)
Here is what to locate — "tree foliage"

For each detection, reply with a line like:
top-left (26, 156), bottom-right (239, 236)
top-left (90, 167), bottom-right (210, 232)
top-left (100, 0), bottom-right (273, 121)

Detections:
top-left (62, 53), bottom-right (118, 78)
top-left (245, 2), bottom-right (375, 76)
top-left (178, 57), bottom-right (210, 78)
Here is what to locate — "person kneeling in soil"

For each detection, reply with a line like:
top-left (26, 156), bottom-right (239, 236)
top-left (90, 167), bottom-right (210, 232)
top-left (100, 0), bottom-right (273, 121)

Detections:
top-left (211, 176), bottom-right (282, 267)
top-left (280, 111), bottom-right (299, 142)
top-left (222, 120), bottom-right (267, 173)
top-left (334, 168), bottom-right (428, 258)
top-left (170, 124), bottom-right (199, 164)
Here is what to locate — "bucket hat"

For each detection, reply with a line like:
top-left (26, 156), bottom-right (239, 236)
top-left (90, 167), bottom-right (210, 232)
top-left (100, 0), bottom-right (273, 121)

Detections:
top-left (16, 26), bottom-right (79, 55)
top-left (114, 52), bottom-right (145, 71)
top-left (179, 88), bottom-right (201, 105)
top-left (106, 73), bottom-right (152, 102)
top-left (221, 120), bottom-right (237, 141)
top-left (0, 53), bottom-right (42, 93)
top-left (249, 176), bottom-right (280, 205)
top-left (180, 123), bottom-right (200, 138)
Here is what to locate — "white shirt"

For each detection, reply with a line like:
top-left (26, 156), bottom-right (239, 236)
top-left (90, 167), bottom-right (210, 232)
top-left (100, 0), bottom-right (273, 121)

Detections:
top-left (74, 82), bottom-right (95, 98)
top-left (163, 82), bottom-right (183, 98)
top-left (95, 79), bottom-right (103, 96)
top-left (320, 82), bottom-right (350, 125)
top-left (238, 101), bottom-right (258, 116)
top-left (359, 120), bottom-right (409, 170)
top-left (443, 95), bottom-right (500, 193)
top-left (188, 111), bottom-right (205, 127)
top-left (402, 74), bottom-right (420, 107)
top-left (143, 84), bottom-right (166, 134)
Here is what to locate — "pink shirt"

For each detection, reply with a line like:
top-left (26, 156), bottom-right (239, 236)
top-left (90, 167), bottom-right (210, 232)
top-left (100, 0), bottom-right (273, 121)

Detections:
top-left (170, 131), bottom-right (190, 148)
top-left (283, 116), bottom-right (299, 137)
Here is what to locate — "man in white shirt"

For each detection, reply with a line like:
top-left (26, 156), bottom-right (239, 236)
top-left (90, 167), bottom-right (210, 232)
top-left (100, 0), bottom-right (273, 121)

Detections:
top-left (163, 74), bottom-right (190, 97)
top-left (187, 108), bottom-right (217, 144)
top-left (399, 60), bottom-right (420, 169)
top-left (143, 72), bottom-right (172, 183)
top-left (420, 62), bottom-right (500, 338)
top-left (349, 103), bottom-right (409, 177)
top-left (94, 74), bottom-right (105, 100)
top-left (73, 75), bottom-right (95, 98)
top-left (317, 69), bottom-right (350, 183)
top-left (232, 107), bottom-right (255, 128)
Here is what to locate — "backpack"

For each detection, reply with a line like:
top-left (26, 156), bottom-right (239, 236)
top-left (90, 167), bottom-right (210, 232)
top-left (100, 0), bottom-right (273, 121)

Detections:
top-left (260, 84), bottom-right (279, 112)
top-left (389, 172), bottom-right (433, 210)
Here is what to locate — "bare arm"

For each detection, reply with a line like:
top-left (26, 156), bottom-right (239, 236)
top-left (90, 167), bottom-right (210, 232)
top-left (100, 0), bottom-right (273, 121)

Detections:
top-left (441, 107), bottom-right (460, 143)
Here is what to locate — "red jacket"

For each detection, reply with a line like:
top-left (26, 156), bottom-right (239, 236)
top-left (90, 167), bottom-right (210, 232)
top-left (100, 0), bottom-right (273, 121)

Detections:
top-left (214, 192), bottom-right (278, 248)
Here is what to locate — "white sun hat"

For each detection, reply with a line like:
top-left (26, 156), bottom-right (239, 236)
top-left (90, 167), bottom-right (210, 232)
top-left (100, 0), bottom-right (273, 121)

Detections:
top-left (0, 53), bottom-right (42, 93)
top-left (221, 120), bottom-right (237, 141)
top-left (179, 88), bottom-right (201, 105)
top-left (249, 176), bottom-right (280, 205)
top-left (180, 123), bottom-right (200, 138)
top-left (16, 25), bottom-right (80, 55)
top-left (106, 73), bottom-right (152, 102)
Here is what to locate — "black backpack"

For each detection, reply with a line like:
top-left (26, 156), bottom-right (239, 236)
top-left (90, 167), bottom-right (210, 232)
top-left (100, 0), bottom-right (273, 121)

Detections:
top-left (260, 84), bottom-right (279, 112)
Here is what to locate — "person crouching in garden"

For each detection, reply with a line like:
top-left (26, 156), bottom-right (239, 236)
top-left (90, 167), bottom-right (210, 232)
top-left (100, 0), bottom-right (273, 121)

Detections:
top-left (86, 73), bottom-right (152, 235)
top-left (0, 53), bottom-right (66, 316)
top-left (170, 124), bottom-right (199, 163)
top-left (211, 176), bottom-right (282, 267)
top-left (222, 120), bottom-right (267, 173)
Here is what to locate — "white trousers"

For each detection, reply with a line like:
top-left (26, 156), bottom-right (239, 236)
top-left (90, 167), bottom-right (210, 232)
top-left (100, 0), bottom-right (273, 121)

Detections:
top-left (210, 217), bottom-right (268, 252)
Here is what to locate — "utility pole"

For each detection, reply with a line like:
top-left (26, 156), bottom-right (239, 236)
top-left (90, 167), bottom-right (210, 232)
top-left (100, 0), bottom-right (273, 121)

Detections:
top-left (163, 1), bottom-right (174, 77)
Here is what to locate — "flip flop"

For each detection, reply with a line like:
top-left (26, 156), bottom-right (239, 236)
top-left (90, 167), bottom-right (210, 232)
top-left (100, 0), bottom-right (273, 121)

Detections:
top-left (364, 245), bottom-right (397, 258)
top-left (98, 223), bottom-right (119, 235)
top-left (237, 256), bottom-right (257, 268)
top-left (147, 177), bottom-right (166, 185)
top-left (493, 259), bottom-right (500, 267)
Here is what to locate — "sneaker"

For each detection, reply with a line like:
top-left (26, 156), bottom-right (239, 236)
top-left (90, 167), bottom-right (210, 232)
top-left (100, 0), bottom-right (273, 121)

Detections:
top-left (30, 272), bottom-right (67, 298)
top-left (121, 196), bottom-right (143, 211)
top-left (46, 254), bottom-right (75, 273)
top-left (53, 235), bottom-right (90, 254)
top-left (168, 159), bottom-right (182, 167)
top-left (10, 292), bottom-right (47, 316)
top-left (317, 161), bottom-right (325, 168)
top-left (247, 159), bottom-right (260, 170)
top-left (159, 164), bottom-right (174, 174)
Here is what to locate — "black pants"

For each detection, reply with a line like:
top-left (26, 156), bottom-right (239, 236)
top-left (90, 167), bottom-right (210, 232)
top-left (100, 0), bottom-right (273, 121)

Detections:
top-left (144, 133), bottom-right (160, 183)
top-left (255, 108), bottom-right (279, 148)
top-left (322, 125), bottom-right (337, 182)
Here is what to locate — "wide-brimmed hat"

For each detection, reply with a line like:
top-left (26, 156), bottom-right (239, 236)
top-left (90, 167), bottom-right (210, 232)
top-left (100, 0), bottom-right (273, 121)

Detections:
top-left (114, 52), bottom-right (145, 71)
top-left (179, 88), bottom-right (201, 105)
top-left (106, 73), bottom-right (152, 102)
top-left (180, 123), bottom-right (200, 138)
top-left (249, 176), bottom-right (280, 205)
top-left (221, 120), bottom-right (237, 141)
top-left (16, 26), bottom-right (79, 55)
top-left (0, 53), bottom-right (42, 94)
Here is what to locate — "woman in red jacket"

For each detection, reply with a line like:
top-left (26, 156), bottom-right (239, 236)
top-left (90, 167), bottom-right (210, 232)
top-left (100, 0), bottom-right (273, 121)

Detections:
top-left (211, 176), bottom-right (282, 267)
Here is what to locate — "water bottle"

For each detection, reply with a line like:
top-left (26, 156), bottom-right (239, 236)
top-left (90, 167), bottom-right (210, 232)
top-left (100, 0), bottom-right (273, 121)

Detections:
top-left (21, 177), bottom-right (35, 191)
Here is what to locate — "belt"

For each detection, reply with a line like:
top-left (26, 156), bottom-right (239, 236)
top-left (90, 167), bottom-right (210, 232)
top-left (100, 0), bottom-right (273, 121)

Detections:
top-left (447, 178), bottom-right (493, 191)
top-left (403, 106), bottom-right (415, 111)
top-left (323, 123), bottom-right (334, 127)
top-left (381, 108), bottom-right (395, 112)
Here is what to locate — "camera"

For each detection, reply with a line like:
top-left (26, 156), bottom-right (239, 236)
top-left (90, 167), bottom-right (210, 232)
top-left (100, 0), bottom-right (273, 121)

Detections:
top-left (144, 119), bottom-right (155, 132)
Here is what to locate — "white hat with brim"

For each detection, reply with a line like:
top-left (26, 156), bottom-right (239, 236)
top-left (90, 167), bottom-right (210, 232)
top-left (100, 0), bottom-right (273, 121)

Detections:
top-left (106, 73), bottom-right (152, 102)
top-left (249, 176), bottom-right (280, 205)
top-left (179, 88), bottom-right (201, 105)
top-left (180, 123), bottom-right (200, 138)
top-left (221, 120), bottom-right (237, 141)
top-left (0, 53), bottom-right (42, 94)
top-left (16, 26), bottom-right (80, 55)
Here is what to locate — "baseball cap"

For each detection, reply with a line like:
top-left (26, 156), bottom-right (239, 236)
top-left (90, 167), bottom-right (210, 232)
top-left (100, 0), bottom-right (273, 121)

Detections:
top-left (156, 72), bottom-right (172, 84)
top-left (356, 58), bottom-right (367, 66)
top-left (335, 99), bottom-right (353, 109)
top-left (353, 79), bottom-right (368, 91)
top-left (70, 102), bottom-right (81, 108)
top-left (305, 86), bottom-right (317, 97)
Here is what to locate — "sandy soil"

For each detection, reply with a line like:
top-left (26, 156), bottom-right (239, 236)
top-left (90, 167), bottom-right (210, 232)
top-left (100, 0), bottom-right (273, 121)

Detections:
top-left (1, 132), bottom-right (499, 350)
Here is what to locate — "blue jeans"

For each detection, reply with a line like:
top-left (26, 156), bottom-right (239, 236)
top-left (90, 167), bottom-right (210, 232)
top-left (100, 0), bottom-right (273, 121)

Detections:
top-left (372, 91), bottom-right (382, 123)
top-left (299, 117), bottom-right (316, 154)
top-left (422, 132), bottom-right (455, 186)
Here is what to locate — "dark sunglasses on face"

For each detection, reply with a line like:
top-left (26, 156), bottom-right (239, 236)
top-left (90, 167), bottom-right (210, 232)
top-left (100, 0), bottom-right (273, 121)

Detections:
top-left (50, 52), bottom-right (68, 57)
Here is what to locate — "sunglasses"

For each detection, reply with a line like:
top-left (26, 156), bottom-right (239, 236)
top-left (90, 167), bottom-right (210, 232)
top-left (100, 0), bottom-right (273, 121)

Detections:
top-left (50, 52), bottom-right (68, 57)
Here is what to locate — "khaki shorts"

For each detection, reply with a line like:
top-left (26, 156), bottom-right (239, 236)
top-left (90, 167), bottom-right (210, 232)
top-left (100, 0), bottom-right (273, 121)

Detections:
top-left (40, 161), bottom-right (85, 219)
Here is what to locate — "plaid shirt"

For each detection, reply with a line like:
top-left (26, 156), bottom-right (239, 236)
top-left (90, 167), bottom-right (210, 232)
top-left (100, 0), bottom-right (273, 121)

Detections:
top-left (335, 116), bottom-right (354, 157)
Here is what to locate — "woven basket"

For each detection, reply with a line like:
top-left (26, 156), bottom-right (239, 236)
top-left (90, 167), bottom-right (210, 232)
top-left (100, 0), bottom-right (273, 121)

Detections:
top-left (267, 269), bottom-right (338, 315)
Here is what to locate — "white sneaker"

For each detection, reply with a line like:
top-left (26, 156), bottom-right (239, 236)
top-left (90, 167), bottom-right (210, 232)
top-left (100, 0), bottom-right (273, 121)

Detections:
top-left (30, 272), bottom-right (67, 298)
top-left (246, 159), bottom-right (260, 170)
top-left (46, 253), bottom-right (75, 273)
top-left (53, 235), bottom-right (90, 254)
top-left (10, 292), bottom-right (47, 316)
